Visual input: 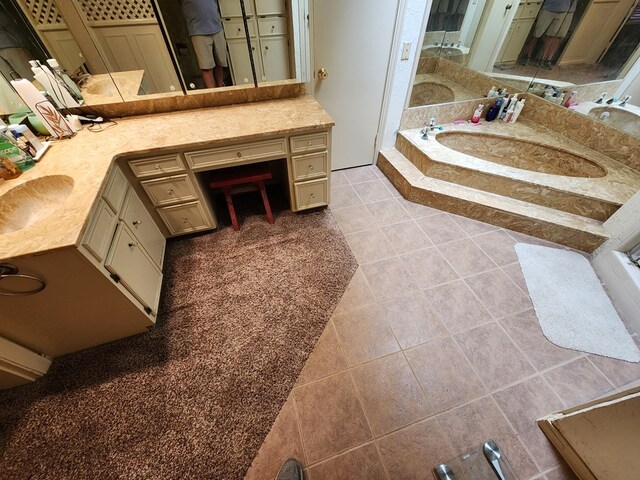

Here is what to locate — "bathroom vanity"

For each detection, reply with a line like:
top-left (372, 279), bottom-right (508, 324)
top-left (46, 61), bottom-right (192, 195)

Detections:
top-left (0, 96), bottom-right (334, 388)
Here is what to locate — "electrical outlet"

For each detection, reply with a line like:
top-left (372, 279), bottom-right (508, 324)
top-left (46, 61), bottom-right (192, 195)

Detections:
top-left (401, 42), bottom-right (411, 61)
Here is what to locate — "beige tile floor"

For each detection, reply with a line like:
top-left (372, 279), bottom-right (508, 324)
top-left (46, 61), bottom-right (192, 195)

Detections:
top-left (245, 166), bottom-right (640, 480)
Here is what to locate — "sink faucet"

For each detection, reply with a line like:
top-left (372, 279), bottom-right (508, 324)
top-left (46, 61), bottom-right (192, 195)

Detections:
top-left (74, 73), bottom-right (92, 88)
top-left (620, 95), bottom-right (631, 107)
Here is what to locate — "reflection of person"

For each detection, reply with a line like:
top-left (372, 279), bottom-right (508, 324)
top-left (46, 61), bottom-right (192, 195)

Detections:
top-left (520, 0), bottom-right (576, 69)
top-left (179, 0), bottom-right (228, 88)
top-left (0, 14), bottom-right (34, 81)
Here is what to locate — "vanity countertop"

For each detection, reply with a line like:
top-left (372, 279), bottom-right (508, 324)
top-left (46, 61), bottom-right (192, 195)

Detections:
top-left (0, 95), bottom-right (334, 260)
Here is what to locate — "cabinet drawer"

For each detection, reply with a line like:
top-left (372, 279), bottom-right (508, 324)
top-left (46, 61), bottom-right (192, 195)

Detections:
top-left (520, 2), bottom-right (542, 18)
top-left (219, 0), bottom-right (253, 16)
top-left (257, 16), bottom-right (287, 36)
top-left (157, 202), bottom-right (213, 236)
top-left (185, 138), bottom-right (287, 169)
top-left (141, 174), bottom-right (198, 206)
top-left (129, 154), bottom-right (185, 179)
top-left (105, 224), bottom-right (163, 314)
top-left (82, 199), bottom-right (118, 262)
top-left (222, 16), bottom-right (257, 38)
top-left (290, 131), bottom-right (329, 154)
top-left (103, 167), bottom-right (127, 212)
top-left (256, 0), bottom-right (285, 15)
top-left (294, 178), bottom-right (328, 210)
top-left (121, 189), bottom-right (166, 268)
top-left (291, 151), bottom-right (328, 181)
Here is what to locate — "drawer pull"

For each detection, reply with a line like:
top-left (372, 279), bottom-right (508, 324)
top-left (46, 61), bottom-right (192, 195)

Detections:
top-left (308, 140), bottom-right (312, 146)
top-left (154, 164), bottom-right (160, 170)
top-left (309, 165), bottom-right (314, 170)
top-left (236, 151), bottom-right (243, 158)
top-left (167, 188), bottom-right (175, 196)
top-left (182, 217), bottom-right (189, 224)
top-left (132, 220), bottom-right (142, 226)
top-left (128, 242), bottom-right (138, 248)
top-left (310, 193), bottom-right (315, 198)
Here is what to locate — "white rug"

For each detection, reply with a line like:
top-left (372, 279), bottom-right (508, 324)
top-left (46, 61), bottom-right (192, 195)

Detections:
top-left (515, 243), bottom-right (640, 363)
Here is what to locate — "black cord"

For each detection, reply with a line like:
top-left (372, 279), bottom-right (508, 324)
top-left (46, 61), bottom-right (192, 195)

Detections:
top-left (87, 120), bottom-right (118, 132)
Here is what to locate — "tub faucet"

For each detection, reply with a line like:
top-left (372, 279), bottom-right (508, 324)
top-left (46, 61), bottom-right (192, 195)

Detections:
top-left (620, 95), bottom-right (631, 107)
top-left (420, 118), bottom-right (438, 140)
top-left (598, 111), bottom-right (610, 121)
top-left (594, 92), bottom-right (607, 104)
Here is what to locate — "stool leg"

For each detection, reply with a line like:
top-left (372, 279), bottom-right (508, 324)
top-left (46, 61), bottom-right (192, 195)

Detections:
top-left (223, 186), bottom-right (239, 231)
top-left (257, 180), bottom-right (274, 224)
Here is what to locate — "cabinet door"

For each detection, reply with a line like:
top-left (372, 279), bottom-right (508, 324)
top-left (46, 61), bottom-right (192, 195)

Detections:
top-left (227, 38), bottom-right (265, 84)
top-left (219, 0), bottom-right (253, 17)
top-left (120, 189), bottom-right (166, 268)
top-left (260, 36), bottom-right (290, 81)
top-left (497, 24), bottom-right (515, 63)
top-left (105, 224), bottom-right (162, 315)
top-left (507, 19), bottom-right (535, 62)
top-left (82, 199), bottom-right (118, 263)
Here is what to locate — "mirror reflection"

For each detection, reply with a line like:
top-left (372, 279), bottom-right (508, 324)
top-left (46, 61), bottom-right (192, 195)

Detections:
top-left (411, 0), bottom-right (640, 137)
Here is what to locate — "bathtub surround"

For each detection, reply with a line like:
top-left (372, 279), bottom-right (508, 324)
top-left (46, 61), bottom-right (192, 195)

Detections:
top-left (381, 92), bottom-right (640, 251)
top-left (515, 243), bottom-right (640, 362)
top-left (0, 209), bottom-right (357, 479)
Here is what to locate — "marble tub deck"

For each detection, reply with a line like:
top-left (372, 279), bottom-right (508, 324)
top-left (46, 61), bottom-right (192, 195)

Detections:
top-left (399, 119), bottom-right (640, 221)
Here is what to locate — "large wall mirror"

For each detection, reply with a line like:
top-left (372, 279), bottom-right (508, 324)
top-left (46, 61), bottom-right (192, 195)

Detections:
top-left (0, 0), bottom-right (309, 115)
top-left (411, 0), bottom-right (640, 137)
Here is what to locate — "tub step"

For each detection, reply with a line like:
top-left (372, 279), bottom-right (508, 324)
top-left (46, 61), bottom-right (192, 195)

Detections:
top-left (378, 147), bottom-right (608, 253)
top-left (395, 130), bottom-right (622, 222)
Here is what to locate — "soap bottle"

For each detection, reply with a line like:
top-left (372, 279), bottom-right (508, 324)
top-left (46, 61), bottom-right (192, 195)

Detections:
top-left (487, 86), bottom-right (497, 98)
top-left (509, 99), bottom-right (525, 123)
top-left (485, 98), bottom-right (502, 122)
top-left (471, 104), bottom-right (484, 124)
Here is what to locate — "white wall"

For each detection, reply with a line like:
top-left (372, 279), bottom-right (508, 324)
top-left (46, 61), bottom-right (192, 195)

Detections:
top-left (592, 189), bottom-right (640, 334)
top-left (381, 0), bottom-right (432, 149)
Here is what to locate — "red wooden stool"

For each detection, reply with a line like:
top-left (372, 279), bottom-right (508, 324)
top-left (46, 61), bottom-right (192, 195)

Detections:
top-left (209, 163), bottom-right (275, 231)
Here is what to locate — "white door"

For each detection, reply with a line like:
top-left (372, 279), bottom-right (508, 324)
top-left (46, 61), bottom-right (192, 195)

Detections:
top-left (312, 0), bottom-right (399, 170)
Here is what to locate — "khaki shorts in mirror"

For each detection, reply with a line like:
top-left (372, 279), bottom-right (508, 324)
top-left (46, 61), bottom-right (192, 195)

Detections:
top-left (533, 10), bottom-right (574, 38)
top-left (191, 31), bottom-right (228, 70)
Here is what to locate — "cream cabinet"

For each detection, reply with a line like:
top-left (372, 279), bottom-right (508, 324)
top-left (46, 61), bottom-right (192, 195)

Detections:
top-left (129, 154), bottom-right (216, 236)
top-left (82, 166), bottom-right (165, 316)
top-left (220, 0), bottom-right (291, 84)
top-left (496, 0), bottom-right (543, 64)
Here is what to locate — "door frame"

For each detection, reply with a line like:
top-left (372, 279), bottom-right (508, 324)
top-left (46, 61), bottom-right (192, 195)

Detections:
top-left (307, 0), bottom-right (405, 166)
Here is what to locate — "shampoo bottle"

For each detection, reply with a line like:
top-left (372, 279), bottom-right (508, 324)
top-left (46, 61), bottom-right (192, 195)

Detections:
top-left (485, 98), bottom-right (502, 122)
top-left (471, 104), bottom-right (484, 124)
top-left (509, 99), bottom-right (525, 123)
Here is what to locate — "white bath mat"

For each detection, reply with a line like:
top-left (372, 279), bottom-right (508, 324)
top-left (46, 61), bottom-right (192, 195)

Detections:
top-left (515, 243), bottom-right (640, 363)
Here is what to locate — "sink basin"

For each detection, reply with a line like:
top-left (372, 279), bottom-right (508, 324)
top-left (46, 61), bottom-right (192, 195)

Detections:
top-left (0, 175), bottom-right (74, 234)
top-left (85, 78), bottom-right (140, 97)
top-left (435, 132), bottom-right (607, 178)
top-left (410, 82), bottom-right (455, 107)
top-left (589, 106), bottom-right (640, 137)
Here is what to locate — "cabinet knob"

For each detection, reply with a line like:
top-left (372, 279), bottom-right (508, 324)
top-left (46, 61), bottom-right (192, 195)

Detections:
top-left (167, 188), bottom-right (175, 195)
top-left (132, 220), bottom-right (142, 226)
top-left (310, 193), bottom-right (315, 198)
top-left (265, 45), bottom-right (269, 50)
top-left (308, 140), bottom-right (312, 146)
top-left (236, 151), bottom-right (242, 158)
top-left (154, 164), bottom-right (160, 169)
top-left (182, 217), bottom-right (189, 224)
top-left (308, 165), bottom-right (314, 170)
top-left (128, 242), bottom-right (138, 248)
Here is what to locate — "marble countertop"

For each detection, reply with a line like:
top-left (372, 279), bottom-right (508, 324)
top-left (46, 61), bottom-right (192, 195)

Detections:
top-left (0, 96), bottom-right (334, 261)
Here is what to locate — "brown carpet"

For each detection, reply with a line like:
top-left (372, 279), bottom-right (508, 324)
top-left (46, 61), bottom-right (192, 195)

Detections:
top-left (0, 208), bottom-right (356, 479)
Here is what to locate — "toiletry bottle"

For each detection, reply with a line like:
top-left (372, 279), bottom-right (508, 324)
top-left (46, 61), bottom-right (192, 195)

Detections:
top-left (0, 156), bottom-right (22, 180)
top-left (471, 104), bottom-right (484, 124)
top-left (497, 95), bottom-right (510, 119)
top-left (509, 99), bottom-right (525, 123)
top-left (503, 99), bottom-right (517, 122)
top-left (501, 94), bottom-right (518, 120)
top-left (485, 98), bottom-right (502, 122)
top-left (488, 86), bottom-right (497, 98)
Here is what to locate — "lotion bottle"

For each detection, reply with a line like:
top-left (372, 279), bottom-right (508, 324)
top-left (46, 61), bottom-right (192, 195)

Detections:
top-left (471, 104), bottom-right (484, 124)
top-left (509, 99), bottom-right (525, 123)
